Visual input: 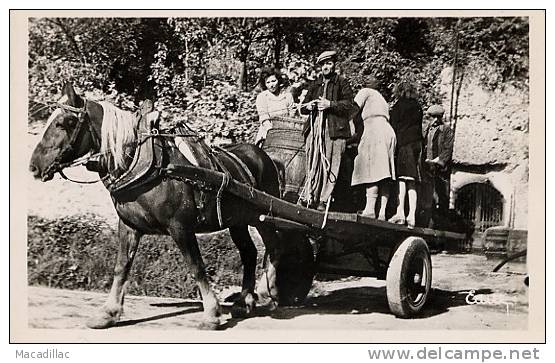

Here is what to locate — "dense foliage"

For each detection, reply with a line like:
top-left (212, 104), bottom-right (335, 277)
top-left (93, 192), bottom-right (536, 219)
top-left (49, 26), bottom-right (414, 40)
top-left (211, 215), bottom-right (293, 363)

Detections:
top-left (27, 215), bottom-right (265, 298)
top-left (28, 16), bottom-right (529, 140)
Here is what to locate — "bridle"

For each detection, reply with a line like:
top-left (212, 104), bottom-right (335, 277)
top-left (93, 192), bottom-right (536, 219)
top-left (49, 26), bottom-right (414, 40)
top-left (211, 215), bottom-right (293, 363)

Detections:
top-left (42, 101), bottom-right (102, 183)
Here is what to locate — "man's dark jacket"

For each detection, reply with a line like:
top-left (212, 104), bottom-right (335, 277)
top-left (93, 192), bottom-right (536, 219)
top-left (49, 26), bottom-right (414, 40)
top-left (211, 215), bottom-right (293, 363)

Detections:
top-left (301, 73), bottom-right (358, 139)
top-left (423, 123), bottom-right (454, 168)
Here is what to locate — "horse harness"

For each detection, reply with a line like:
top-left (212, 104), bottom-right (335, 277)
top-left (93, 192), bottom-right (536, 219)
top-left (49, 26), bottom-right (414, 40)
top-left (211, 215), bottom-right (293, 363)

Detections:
top-left (163, 134), bottom-right (257, 228)
top-left (104, 117), bottom-right (257, 228)
top-left (50, 99), bottom-right (257, 228)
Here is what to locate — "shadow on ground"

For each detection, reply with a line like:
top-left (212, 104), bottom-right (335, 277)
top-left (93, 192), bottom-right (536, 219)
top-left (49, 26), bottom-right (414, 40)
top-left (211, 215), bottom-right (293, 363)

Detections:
top-left (219, 286), bottom-right (495, 330)
top-left (114, 301), bottom-right (204, 327)
top-left (94, 284), bottom-right (517, 330)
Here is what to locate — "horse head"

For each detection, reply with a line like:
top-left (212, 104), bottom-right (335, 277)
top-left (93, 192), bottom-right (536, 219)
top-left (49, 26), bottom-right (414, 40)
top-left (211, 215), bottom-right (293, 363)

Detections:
top-left (29, 83), bottom-right (100, 181)
top-left (29, 83), bottom-right (138, 181)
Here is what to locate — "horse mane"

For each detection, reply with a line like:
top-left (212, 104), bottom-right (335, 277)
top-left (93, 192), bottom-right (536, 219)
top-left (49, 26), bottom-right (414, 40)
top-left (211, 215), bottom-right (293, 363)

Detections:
top-left (99, 101), bottom-right (137, 170)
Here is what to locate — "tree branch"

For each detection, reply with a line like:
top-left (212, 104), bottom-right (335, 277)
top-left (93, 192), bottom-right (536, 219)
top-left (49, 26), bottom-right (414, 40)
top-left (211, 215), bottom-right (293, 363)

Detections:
top-left (47, 18), bottom-right (83, 58)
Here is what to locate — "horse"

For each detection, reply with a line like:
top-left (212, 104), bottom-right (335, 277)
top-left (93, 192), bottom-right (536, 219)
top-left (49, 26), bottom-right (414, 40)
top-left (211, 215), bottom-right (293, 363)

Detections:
top-left (28, 83), bottom-right (284, 330)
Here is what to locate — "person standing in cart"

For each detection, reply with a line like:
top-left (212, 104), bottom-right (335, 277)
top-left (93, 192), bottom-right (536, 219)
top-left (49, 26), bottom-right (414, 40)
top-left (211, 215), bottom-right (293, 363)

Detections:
top-left (254, 68), bottom-right (295, 147)
top-left (300, 50), bottom-right (359, 211)
top-left (421, 104), bottom-right (455, 227)
top-left (388, 81), bottom-right (424, 228)
top-left (351, 80), bottom-right (396, 220)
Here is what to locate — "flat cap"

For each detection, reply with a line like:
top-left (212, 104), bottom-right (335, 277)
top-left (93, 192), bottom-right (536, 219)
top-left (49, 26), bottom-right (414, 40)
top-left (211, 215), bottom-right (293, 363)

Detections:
top-left (426, 105), bottom-right (445, 116)
top-left (316, 50), bottom-right (337, 64)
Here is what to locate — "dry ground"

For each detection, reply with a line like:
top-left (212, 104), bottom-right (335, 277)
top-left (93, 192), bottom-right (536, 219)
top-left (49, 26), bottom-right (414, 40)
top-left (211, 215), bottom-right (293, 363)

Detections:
top-left (27, 252), bottom-right (528, 332)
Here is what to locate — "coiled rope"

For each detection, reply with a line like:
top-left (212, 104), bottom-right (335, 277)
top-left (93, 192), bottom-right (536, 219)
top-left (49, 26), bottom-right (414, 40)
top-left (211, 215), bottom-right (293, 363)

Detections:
top-left (300, 108), bottom-right (333, 207)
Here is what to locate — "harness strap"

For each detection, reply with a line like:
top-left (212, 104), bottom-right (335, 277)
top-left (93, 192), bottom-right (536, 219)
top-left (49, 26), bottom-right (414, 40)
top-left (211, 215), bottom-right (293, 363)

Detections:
top-left (210, 146), bottom-right (260, 228)
top-left (205, 149), bottom-right (232, 228)
top-left (56, 102), bottom-right (87, 115)
top-left (59, 170), bottom-right (102, 184)
top-left (213, 146), bottom-right (257, 187)
top-left (216, 173), bottom-right (231, 228)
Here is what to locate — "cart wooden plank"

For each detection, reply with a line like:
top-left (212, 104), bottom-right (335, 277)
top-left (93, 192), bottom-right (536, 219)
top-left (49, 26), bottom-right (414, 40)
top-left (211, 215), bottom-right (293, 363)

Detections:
top-left (165, 164), bottom-right (466, 241)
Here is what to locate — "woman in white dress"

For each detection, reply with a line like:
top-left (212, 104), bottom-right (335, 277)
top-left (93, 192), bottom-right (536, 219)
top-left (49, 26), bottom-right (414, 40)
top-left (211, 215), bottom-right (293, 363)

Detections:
top-left (254, 68), bottom-right (294, 146)
top-left (351, 86), bottom-right (396, 220)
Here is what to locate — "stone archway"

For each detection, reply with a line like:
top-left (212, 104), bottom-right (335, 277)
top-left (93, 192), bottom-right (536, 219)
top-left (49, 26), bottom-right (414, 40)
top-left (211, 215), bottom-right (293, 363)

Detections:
top-left (454, 182), bottom-right (504, 235)
top-left (451, 171), bottom-right (514, 228)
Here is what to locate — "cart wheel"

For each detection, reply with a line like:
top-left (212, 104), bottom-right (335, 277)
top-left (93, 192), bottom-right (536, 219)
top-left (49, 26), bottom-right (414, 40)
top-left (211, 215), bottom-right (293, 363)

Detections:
top-left (274, 232), bottom-right (315, 306)
top-left (386, 236), bottom-right (432, 318)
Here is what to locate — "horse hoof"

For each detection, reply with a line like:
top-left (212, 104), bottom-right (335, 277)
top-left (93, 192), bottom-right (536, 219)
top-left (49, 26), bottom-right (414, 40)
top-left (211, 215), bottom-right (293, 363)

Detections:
top-left (86, 314), bottom-right (118, 329)
top-left (257, 299), bottom-right (278, 313)
top-left (198, 320), bottom-right (220, 330)
top-left (230, 303), bottom-right (255, 319)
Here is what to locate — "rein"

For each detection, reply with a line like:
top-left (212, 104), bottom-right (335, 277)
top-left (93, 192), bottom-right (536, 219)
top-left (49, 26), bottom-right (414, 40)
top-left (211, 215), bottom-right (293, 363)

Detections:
top-left (59, 170), bottom-right (104, 184)
top-left (57, 152), bottom-right (109, 184)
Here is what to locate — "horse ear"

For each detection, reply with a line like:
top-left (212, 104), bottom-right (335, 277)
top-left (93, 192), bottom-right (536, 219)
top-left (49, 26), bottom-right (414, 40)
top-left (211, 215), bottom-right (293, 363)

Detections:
top-left (62, 82), bottom-right (84, 108)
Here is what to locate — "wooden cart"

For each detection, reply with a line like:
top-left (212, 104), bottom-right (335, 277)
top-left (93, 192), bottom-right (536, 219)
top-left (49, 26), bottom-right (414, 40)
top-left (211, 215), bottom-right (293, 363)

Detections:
top-left (165, 164), bottom-right (466, 318)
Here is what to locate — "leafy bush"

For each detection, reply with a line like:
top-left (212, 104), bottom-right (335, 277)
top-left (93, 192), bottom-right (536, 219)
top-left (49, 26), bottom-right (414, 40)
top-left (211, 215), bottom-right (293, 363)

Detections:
top-left (155, 79), bottom-right (259, 144)
top-left (28, 215), bottom-right (265, 298)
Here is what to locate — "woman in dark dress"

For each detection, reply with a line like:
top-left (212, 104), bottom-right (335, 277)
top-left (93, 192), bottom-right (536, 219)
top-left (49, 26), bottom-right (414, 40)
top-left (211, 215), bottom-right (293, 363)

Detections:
top-left (388, 81), bottom-right (423, 228)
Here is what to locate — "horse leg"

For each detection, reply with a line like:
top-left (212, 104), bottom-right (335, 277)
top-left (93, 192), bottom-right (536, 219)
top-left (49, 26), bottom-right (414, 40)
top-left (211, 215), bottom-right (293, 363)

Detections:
top-left (87, 220), bottom-right (141, 329)
top-left (170, 226), bottom-right (221, 330)
top-left (228, 226), bottom-right (257, 318)
top-left (254, 226), bottom-right (283, 310)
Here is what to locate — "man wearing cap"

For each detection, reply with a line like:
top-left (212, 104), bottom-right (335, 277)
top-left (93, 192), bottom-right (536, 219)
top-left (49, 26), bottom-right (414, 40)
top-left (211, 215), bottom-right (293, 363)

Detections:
top-left (300, 50), bottom-right (359, 211)
top-left (421, 105), bottom-right (455, 226)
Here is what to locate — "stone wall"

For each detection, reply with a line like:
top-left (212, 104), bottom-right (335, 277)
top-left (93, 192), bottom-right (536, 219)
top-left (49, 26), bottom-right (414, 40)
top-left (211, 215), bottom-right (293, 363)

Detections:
top-left (437, 67), bottom-right (529, 230)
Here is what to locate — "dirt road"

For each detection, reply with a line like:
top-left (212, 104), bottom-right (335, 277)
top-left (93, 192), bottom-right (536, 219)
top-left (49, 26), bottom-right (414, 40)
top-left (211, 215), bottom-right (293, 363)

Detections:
top-left (28, 253), bottom-right (528, 332)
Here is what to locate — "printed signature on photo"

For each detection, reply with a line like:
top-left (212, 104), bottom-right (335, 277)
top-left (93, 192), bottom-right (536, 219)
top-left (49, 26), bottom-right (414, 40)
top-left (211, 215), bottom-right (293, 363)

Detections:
top-left (465, 290), bottom-right (517, 314)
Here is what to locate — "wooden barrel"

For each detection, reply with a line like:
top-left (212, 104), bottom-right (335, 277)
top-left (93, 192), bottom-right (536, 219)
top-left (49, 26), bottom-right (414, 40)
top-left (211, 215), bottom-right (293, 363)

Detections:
top-left (262, 116), bottom-right (306, 203)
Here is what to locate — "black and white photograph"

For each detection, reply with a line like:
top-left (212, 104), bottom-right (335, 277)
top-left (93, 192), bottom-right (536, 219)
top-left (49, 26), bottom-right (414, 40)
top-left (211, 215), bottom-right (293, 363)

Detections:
top-left (10, 9), bottom-right (545, 344)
